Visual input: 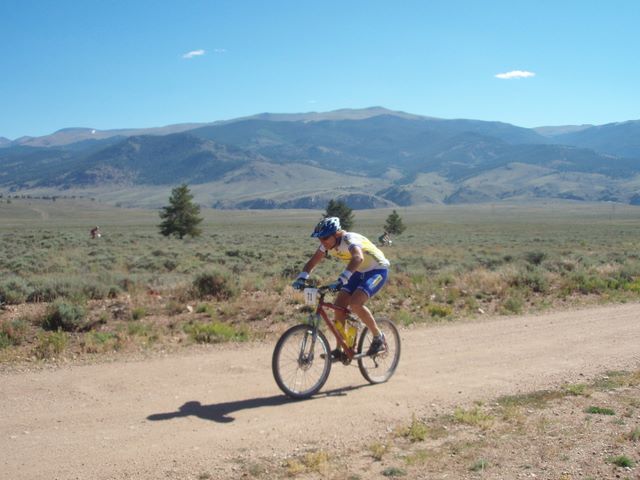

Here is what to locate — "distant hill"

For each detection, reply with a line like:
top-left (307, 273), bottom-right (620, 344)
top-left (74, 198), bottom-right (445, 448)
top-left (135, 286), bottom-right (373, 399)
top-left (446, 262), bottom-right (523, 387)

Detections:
top-left (551, 120), bottom-right (640, 158)
top-left (3, 123), bottom-right (210, 148)
top-left (1, 108), bottom-right (639, 208)
top-left (533, 125), bottom-right (593, 137)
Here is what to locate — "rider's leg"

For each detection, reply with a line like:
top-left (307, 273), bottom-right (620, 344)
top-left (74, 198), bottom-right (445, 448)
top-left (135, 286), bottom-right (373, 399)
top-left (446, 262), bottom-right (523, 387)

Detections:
top-left (349, 289), bottom-right (381, 337)
top-left (333, 290), bottom-right (351, 350)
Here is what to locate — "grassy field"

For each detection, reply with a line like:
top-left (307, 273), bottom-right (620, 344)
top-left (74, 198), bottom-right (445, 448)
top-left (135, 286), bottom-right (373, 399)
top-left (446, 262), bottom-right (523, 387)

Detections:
top-left (1, 198), bottom-right (640, 361)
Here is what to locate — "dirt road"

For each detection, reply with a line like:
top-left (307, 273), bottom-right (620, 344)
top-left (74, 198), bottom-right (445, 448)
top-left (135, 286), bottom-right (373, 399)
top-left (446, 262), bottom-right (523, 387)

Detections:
top-left (2, 303), bottom-right (640, 479)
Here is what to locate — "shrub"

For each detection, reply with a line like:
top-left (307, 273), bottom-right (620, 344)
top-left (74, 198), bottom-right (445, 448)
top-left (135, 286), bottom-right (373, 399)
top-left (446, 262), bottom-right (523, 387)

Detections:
top-left (34, 330), bottom-right (68, 359)
top-left (42, 300), bottom-right (87, 331)
top-left (402, 415), bottom-right (429, 442)
top-left (607, 455), bottom-right (634, 468)
top-left (501, 295), bottom-right (523, 314)
top-left (469, 459), bottom-right (489, 472)
top-left (82, 331), bottom-right (119, 353)
top-left (564, 272), bottom-right (608, 295)
top-left (524, 251), bottom-right (546, 266)
top-left (428, 304), bottom-right (452, 318)
top-left (0, 276), bottom-right (30, 304)
top-left (0, 319), bottom-right (28, 346)
top-left (192, 271), bottom-right (238, 300)
top-left (369, 441), bottom-right (390, 461)
top-left (453, 406), bottom-right (494, 429)
top-left (382, 466), bottom-right (406, 477)
top-left (185, 321), bottom-right (248, 343)
top-left (585, 406), bottom-right (615, 415)
top-left (82, 281), bottom-right (110, 300)
top-left (27, 278), bottom-right (86, 302)
top-left (131, 307), bottom-right (147, 320)
top-left (509, 269), bottom-right (549, 293)
top-left (564, 383), bottom-right (589, 396)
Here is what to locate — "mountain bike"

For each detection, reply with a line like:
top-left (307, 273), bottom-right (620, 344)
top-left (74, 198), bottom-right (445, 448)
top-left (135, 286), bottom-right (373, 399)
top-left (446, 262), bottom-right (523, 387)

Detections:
top-left (272, 282), bottom-right (401, 399)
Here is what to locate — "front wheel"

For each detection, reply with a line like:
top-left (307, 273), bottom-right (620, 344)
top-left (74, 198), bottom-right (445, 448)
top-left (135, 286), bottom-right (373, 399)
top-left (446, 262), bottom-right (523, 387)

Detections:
top-left (357, 317), bottom-right (401, 384)
top-left (272, 324), bottom-right (332, 399)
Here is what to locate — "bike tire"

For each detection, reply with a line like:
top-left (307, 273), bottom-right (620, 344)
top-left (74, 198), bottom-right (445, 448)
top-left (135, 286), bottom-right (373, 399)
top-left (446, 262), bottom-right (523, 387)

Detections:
top-left (357, 317), bottom-right (401, 384)
top-left (272, 324), bottom-right (332, 399)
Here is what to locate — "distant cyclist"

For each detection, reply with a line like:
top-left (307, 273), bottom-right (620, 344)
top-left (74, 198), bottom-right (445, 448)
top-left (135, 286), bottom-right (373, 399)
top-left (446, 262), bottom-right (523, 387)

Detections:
top-left (378, 230), bottom-right (392, 247)
top-left (292, 217), bottom-right (390, 357)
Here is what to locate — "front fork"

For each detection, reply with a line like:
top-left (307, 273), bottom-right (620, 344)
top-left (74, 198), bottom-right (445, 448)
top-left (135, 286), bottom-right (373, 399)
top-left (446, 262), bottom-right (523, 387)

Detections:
top-left (298, 314), bottom-right (321, 367)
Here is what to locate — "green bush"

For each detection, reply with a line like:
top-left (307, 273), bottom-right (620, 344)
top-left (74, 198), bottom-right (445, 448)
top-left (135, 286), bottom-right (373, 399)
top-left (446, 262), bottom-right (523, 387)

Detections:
top-left (585, 406), bottom-right (615, 415)
top-left (27, 278), bottom-right (86, 302)
top-left (607, 455), bottom-right (634, 468)
top-left (0, 333), bottom-right (10, 349)
top-left (42, 300), bottom-right (87, 331)
top-left (192, 271), bottom-right (238, 300)
top-left (0, 319), bottom-right (28, 346)
top-left (34, 330), bottom-right (68, 359)
top-left (501, 296), bottom-right (523, 314)
top-left (0, 276), bottom-right (30, 304)
top-left (509, 269), bottom-right (549, 294)
top-left (524, 251), bottom-right (546, 266)
top-left (131, 306), bottom-right (147, 320)
top-left (185, 321), bottom-right (248, 343)
top-left (82, 281), bottom-right (110, 300)
top-left (428, 304), bottom-right (452, 318)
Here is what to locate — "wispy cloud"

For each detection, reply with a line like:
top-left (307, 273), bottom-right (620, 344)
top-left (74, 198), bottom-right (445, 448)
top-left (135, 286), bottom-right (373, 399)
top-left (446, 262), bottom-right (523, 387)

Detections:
top-left (495, 70), bottom-right (536, 79)
top-left (182, 49), bottom-right (206, 59)
top-left (213, 48), bottom-right (227, 54)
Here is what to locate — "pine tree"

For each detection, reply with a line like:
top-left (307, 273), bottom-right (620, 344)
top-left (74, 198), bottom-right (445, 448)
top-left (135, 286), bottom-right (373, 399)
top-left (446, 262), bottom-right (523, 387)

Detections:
top-left (384, 210), bottom-right (406, 235)
top-left (324, 198), bottom-right (354, 230)
top-left (158, 184), bottom-right (203, 239)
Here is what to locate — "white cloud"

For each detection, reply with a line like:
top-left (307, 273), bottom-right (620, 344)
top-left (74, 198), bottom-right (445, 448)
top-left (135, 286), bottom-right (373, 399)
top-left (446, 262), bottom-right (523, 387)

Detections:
top-left (495, 70), bottom-right (536, 79)
top-left (214, 48), bottom-right (227, 54)
top-left (182, 49), bottom-right (206, 59)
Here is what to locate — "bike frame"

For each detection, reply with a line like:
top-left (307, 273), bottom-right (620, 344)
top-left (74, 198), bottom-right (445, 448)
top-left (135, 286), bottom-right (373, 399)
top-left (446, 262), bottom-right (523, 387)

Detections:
top-left (312, 288), bottom-right (362, 360)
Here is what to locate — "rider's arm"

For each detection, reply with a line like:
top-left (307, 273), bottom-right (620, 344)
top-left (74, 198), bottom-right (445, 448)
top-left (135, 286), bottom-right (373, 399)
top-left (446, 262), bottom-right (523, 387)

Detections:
top-left (345, 245), bottom-right (364, 272)
top-left (302, 248), bottom-right (326, 274)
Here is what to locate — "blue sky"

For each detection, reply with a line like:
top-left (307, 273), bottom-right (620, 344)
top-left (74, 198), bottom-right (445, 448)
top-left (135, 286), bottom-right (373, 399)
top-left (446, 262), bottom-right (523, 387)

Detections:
top-left (1, 0), bottom-right (639, 139)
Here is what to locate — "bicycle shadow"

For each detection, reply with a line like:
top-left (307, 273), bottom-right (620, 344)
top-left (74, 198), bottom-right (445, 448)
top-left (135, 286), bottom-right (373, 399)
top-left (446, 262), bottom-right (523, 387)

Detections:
top-left (147, 384), bottom-right (369, 424)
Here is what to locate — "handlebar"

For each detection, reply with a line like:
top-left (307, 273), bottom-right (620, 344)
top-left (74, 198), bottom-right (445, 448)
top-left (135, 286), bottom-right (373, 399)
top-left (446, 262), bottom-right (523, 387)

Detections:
top-left (295, 281), bottom-right (337, 293)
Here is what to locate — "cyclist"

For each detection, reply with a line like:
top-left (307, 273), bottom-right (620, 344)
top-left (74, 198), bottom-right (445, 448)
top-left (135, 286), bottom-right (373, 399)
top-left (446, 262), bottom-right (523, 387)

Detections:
top-left (378, 230), bottom-right (391, 247)
top-left (292, 217), bottom-right (390, 357)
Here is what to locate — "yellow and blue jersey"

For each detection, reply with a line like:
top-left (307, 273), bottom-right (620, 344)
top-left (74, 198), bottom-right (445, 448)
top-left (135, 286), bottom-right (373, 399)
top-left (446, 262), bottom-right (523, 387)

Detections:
top-left (318, 232), bottom-right (390, 272)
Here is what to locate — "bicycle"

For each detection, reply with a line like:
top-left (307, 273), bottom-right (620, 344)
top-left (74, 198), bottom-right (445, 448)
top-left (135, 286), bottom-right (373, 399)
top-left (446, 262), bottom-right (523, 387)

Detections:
top-left (272, 281), bottom-right (401, 399)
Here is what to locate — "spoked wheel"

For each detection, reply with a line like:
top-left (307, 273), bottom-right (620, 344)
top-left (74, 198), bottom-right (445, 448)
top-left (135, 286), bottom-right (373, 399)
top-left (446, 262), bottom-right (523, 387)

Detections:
top-left (357, 317), bottom-right (401, 384)
top-left (272, 324), bottom-right (332, 399)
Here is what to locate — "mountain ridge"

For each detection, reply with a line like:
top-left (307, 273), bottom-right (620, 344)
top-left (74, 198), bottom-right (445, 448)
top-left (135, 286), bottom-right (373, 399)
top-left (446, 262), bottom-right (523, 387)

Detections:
top-left (1, 108), bottom-right (638, 208)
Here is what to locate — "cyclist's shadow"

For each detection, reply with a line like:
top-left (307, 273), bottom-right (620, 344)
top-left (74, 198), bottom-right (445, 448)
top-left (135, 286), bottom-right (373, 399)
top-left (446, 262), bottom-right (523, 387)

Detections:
top-left (147, 385), bottom-right (368, 424)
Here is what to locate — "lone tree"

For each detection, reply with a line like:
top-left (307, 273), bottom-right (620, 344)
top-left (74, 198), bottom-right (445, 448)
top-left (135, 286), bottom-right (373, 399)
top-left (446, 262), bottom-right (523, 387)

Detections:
top-left (158, 184), bottom-right (203, 239)
top-left (384, 209), bottom-right (406, 235)
top-left (324, 198), bottom-right (354, 230)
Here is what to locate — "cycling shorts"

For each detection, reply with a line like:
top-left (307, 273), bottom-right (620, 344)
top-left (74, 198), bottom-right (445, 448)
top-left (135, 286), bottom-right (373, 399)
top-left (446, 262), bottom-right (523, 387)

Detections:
top-left (341, 268), bottom-right (388, 298)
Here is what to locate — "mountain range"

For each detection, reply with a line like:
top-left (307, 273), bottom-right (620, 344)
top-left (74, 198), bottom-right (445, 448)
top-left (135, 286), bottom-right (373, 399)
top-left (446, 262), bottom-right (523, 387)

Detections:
top-left (1, 107), bottom-right (639, 208)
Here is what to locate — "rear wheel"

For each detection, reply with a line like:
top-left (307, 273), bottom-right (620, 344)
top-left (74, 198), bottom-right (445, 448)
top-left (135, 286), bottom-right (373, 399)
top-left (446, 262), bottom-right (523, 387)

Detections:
top-left (272, 324), bottom-right (332, 399)
top-left (357, 317), bottom-right (401, 384)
